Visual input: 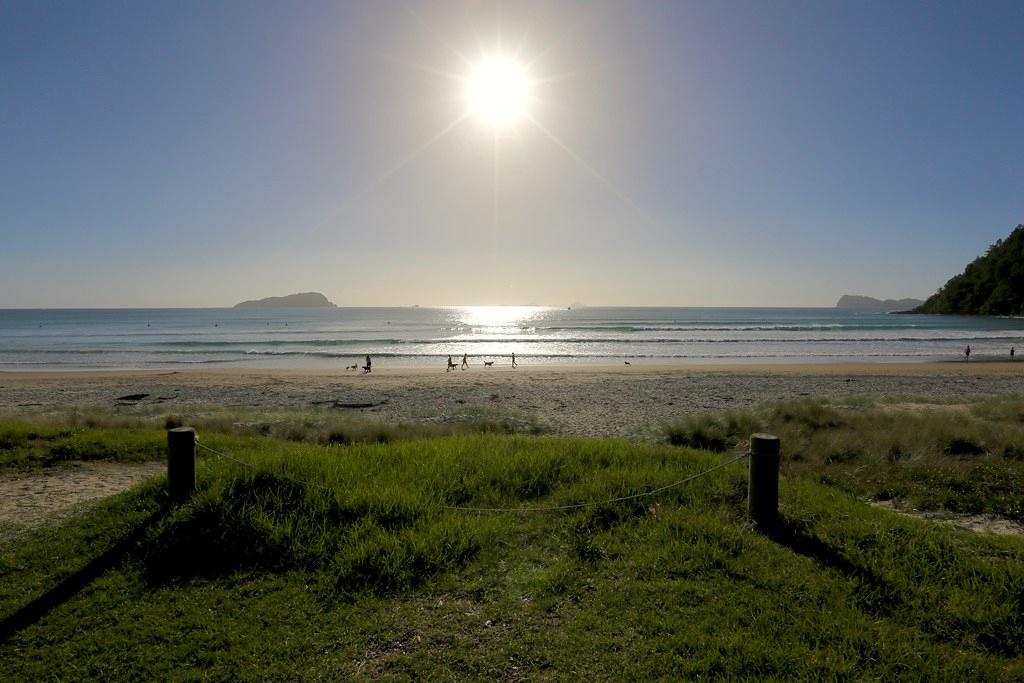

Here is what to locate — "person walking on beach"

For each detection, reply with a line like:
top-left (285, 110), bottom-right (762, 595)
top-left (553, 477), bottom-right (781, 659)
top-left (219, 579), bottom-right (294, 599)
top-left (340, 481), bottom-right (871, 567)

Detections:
top-left (511, 352), bottom-right (517, 369)
top-left (461, 353), bottom-right (469, 370)
top-left (363, 355), bottom-right (372, 373)
top-left (447, 355), bottom-right (456, 372)
top-left (1011, 346), bottom-right (1015, 361)
top-left (964, 345), bottom-right (971, 362)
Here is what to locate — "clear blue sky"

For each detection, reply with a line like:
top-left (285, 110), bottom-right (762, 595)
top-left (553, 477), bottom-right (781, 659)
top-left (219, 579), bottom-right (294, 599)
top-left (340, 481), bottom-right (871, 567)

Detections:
top-left (2, 0), bottom-right (1022, 307)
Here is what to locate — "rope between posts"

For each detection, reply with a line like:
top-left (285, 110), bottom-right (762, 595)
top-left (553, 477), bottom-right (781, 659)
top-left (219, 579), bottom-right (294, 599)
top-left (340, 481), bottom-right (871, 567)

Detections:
top-left (442, 452), bottom-right (750, 513)
top-left (197, 440), bottom-right (254, 469)
top-left (195, 440), bottom-right (750, 514)
top-left (196, 440), bottom-right (336, 495)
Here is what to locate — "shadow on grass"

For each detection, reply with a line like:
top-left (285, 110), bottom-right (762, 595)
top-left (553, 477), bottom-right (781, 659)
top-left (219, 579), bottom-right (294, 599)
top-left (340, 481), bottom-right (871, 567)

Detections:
top-left (0, 501), bottom-right (172, 645)
top-left (767, 516), bottom-right (903, 618)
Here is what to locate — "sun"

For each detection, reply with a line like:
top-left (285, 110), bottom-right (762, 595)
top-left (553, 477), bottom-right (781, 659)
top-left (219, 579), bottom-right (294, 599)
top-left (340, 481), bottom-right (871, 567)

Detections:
top-left (464, 56), bottom-right (532, 130)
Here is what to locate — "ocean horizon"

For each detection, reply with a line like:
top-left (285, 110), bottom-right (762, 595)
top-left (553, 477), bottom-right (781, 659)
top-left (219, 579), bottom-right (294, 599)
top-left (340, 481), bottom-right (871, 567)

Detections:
top-left (2, 306), bottom-right (1022, 371)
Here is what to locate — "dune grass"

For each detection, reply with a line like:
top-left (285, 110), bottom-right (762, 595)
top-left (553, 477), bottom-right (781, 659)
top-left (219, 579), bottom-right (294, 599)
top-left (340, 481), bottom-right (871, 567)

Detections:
top-left (665, 397), bottom-right (1024, 521)
top-left (1, 431), bottom-right (1022, 680)
top-left (0, 405), bottom-right (545, 467)
top-left (0, 420), bottom-right (167, 467)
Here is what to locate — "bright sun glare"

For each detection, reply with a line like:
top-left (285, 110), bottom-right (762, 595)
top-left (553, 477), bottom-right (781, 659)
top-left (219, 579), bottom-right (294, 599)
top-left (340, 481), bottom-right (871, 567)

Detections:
top-left (464, 56), bottom-right (531, 129)
top-left (354, 22), bottom-right (644, 238)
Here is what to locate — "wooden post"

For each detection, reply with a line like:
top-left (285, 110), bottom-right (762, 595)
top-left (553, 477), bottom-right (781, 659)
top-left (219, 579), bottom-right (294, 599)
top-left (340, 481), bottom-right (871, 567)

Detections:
top-left (748, 433), bottom-right (780, 528)
top-left (167, 427), bottom-right (196, 503)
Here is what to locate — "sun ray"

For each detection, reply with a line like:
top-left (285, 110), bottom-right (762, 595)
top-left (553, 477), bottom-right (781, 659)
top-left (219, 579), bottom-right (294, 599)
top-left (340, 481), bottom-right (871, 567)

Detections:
top-left (524, 95), bottom-right (568, 111)
top-left (492, 132), bottom-right (500, 234)
top-left (511, 2), bottom-right (547, 61)
top-left (341, 111), bottom-right (472, 208)
top-left (522, 7), bottom-right (601, 70)
top-left (495, 3), bottom-right (502, 53)
top-left (368, 49), bottom-right (464, 82)
top-left (490, 130), bottom-right (501, 282)
top-left (401, 1), bottom-right (473, 67)
top-left (461, 1), bottom-right (487, 61)
top-left (525, 113), bottom-right (663, 231)
top-left (529, 65), bottom-right (603, 87)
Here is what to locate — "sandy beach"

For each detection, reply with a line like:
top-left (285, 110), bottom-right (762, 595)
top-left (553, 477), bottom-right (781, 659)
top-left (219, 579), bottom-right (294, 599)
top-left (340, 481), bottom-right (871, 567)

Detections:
top-left (2, 362), bottom-right (1021, 439)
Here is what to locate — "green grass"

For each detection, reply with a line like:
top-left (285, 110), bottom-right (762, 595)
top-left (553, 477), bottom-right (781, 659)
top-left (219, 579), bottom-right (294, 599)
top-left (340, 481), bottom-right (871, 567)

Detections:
top-left (1, 430), bottom-right (1023, 680)
top-left (0, 406), bottom-right (546, 467)
top-left (0, 421), bottom-right (166, 466)
top-left (665, 397), bottom-right (1024, 521)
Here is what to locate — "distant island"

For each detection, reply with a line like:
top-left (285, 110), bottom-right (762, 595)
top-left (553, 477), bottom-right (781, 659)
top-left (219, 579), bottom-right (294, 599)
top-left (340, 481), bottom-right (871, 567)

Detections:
top-left (835, 295), bottom-right (924, 312)
top-left (914, 224), bottom-right (1024, 315)
top-left (234, 292), bottom-right (337, 309)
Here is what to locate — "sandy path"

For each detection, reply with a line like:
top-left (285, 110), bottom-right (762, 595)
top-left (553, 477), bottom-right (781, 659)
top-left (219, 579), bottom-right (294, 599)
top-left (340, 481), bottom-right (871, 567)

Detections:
top-left (0, 461), bottom-right (164, 541)
top-left (871, 500), bottom-right (1024, 537)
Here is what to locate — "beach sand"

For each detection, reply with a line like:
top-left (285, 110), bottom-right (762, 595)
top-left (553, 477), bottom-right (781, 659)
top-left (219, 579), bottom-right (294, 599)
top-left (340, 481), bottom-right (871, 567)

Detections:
top-left (2, 362), bottom-right (1021, 439)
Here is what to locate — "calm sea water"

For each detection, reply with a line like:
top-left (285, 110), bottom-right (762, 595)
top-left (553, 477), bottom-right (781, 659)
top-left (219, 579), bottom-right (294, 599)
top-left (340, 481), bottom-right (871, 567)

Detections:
top-left (1, 307), bottom-right (1023, 370)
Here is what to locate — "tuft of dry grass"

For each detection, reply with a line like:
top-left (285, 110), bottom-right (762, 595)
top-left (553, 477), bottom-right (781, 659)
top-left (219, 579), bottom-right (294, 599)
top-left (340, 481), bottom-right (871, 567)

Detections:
top-left (666, 397), bottom-right (1024, 520)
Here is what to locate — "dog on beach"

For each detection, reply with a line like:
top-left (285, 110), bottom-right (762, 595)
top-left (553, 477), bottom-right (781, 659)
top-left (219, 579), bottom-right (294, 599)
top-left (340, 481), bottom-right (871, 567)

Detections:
top-left (624, 361), bottom-right (631, 365)
top-left (346, 364), bottom-right (358, 370)
top-left (483, 361), bottom-right (494, 367)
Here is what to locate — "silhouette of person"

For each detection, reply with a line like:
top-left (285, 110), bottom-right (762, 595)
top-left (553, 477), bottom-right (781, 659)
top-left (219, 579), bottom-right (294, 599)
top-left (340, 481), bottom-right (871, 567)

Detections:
top-left (363, 355), bottom-right (371, 373)
top-left (1011, 346), bottom-right (1015, 361)
top-left (447, 355), bottom-right (455, 372)
top-left (511, 352), bottom-right (517, 369)
top-left (461, 353), bottom-right (468, 370)
top-left (964, 345), bottom-right (971, 362)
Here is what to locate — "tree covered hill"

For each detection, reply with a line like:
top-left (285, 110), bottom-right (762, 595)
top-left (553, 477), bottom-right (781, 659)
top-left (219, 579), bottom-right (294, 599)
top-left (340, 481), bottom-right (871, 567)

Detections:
top-left (915, 224), bottom-right (1024, 315)
top-left (836, 295), bottom-right (923, 311)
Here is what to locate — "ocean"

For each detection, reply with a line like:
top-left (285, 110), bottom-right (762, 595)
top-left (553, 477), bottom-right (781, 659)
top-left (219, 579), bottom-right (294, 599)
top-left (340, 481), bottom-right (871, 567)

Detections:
top-left (1, 306), bottom-right (1022, 370)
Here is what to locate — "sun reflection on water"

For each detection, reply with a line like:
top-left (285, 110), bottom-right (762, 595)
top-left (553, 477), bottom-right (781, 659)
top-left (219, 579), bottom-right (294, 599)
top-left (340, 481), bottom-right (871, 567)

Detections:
top-left (454, 306), bottom-right (548, 334)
